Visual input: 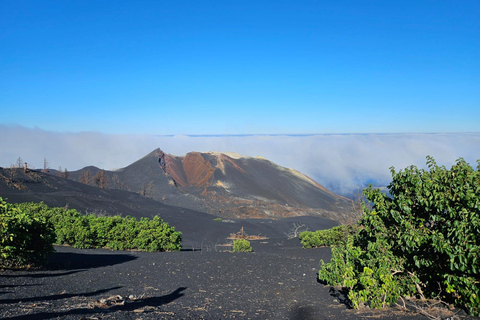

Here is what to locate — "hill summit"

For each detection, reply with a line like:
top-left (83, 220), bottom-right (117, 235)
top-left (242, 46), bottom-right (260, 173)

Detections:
top-left (95, 148), bottom-right (353, 221)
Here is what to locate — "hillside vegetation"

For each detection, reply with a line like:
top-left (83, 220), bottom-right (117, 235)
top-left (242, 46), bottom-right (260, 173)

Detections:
top-left (316, 157), bottom-right (479, 316)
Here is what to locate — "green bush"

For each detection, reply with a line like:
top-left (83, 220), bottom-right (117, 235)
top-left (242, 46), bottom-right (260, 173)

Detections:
top-left (232, 239), bottom-right (252, 252)
top-left (0, 198), bottom-right (55, 268)
top-left (9, 201), bottom-right (182, 252)
top-left (318, 157), bottom-right (480, 316)
top-left (132, 216), bottom-right (182, 252)
top-left (299, 224), bottom-right (357, 248)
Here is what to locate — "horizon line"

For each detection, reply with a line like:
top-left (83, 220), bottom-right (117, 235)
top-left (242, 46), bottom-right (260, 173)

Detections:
top-left (154, 132), bottom-right (480, 138)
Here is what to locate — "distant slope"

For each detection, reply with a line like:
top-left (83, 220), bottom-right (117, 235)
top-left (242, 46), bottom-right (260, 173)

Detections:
top-left (69, 148), bottom-right (353, 221)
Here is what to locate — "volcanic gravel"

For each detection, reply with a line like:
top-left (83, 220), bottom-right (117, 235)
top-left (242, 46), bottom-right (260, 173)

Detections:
top-left (0, 239), bottom-right (441, 320)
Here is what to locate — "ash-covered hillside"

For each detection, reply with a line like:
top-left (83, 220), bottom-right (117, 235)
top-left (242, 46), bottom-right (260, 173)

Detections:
top-left (67, 148), bottom-right (354, 222)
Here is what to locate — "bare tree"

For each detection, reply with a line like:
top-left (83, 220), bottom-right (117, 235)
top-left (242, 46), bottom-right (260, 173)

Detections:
top-left (119, 181), bottom-right (128, 191)
top-left (15, 157), bottom-right (24, 169)
top-left (94, 169), bottom-right (109, 189)
top-left (139, 182), bottom-right (147, 197)
top-left (8, 164), bottom-right (17, 181)
top-left (64, 168), bottom-right (69, 179)
top-left (285, 223), bottom-right (308, 239)
top-left (147, 181), bottom-right (155, 198)
top-left (42, 157), bottom-right (49, 173)
top-left (112, 174), bottom-right (120, 189)
top-left (79, 169), bottom-right (92, 185)
top-left (346, 191), bottom-right (370, 224)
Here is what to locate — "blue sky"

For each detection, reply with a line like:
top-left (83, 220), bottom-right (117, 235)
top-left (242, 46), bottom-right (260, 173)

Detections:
top-left (1, 0), bottom-right (479, 135)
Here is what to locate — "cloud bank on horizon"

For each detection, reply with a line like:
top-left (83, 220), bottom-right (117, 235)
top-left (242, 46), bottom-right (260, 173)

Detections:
top-left (2, 125), bottom-right (479, 196)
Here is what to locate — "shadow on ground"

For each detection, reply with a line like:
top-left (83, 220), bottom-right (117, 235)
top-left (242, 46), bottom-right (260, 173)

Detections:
top-left (1, 287), bottom-right (186, 320)
top-left (0, 287), bottom-right (122, 305)
top-left (46, 251), bottom-right (138, 270)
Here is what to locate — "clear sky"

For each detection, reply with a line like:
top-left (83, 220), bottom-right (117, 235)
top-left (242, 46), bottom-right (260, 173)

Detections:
top-left (1, 0), bottom-right (479, 135)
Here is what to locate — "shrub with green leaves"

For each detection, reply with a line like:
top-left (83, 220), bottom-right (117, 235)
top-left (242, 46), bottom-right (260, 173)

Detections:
top-left (299, 224), bottom-right (357, 248)
top-left (8, 201), bottom-right (182, 253)
top-left (0, 198), bottom-right (55, 268)
top-left (53, 211), bottom-right (182, 252)
top-left (232, 239), bottom-right (252, 252)
top-left (132, 216), bottom-right (182, 252)
top-left (318, 157), bottom-right (480, 316)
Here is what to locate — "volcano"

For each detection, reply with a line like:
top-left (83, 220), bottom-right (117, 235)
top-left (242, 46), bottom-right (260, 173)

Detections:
top-left (70, 148), bottom-right (353, 221)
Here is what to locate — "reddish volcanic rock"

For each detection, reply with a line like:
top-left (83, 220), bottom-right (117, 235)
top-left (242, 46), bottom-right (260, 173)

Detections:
top-left (151, 149), bottom-right (353, 222)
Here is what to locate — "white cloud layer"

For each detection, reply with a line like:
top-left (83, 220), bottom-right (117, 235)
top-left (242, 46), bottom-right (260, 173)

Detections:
top-left (1, 125), bottom-right (479, 196)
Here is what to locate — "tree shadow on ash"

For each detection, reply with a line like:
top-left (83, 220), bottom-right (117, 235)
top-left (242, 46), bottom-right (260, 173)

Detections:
top-left (317, 276), bottom-right (353, 309)
top-left (1, 252), bottom-right (136, 280)
top-left (0, 286), bottom-right (122, 304)
top-left (0, 284), bottom-right (41, 295)
top-left (46, 251), bottom-right (138, 270)
top-left (110, 287), bottom-right (187, 311)
top-left (1, 270), bottom-right (84, 279)
top-left (2, 287), bottom-right (187, 320)
top-left (289, 304), bottom-right (327, 320)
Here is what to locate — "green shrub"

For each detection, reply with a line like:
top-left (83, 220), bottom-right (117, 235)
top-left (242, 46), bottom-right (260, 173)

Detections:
top-left (132, 216), bottom-right (182, 252)
top-left (299, 224), bottom-right (357, 248)
top-left (8, 201), bottom-right (182, 252)
top-left (232, 239), bottom-right (252, 252)
top-left (0, 198), bottom-right (55, 268)
top-left (214, 217), bottom-right (223, 222)
top-left (318, 157), bottom-right (480, 316)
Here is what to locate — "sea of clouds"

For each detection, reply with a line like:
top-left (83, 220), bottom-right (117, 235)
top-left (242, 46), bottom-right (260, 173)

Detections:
top-left (1, 125), bottom-right (479, 197)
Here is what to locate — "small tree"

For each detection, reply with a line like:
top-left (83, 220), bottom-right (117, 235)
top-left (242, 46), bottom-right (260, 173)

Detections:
top-left (140, 183), bottom-right (147, 197)
top-left (147, 181), bottom-right (155, 198)
top-left (42, 157), bottom-right (49, 173)
top-left (94, 169), bottom-right (109, 189)
top-left (233, 239), bottom-right (253, 252)
top-left (112, 174), bottom-right (120, 189)
top-left (15, 157), bottom-right (24, 169)
top-left (79, 169), bottom-right (92, 185)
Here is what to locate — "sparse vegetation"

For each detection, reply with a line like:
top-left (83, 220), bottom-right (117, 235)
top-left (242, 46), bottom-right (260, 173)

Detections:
top-left (214, 217), bottom-right (223, 222)
top-left (318, 157), bottom-right (480, 316)
top-left (228, 227), bottom-right (267, 240)
top-left (0, 198), bottom-right (55, 269)
top-left (79, 169), bottom-right (92, 185)
top-left (232, 239), bottom-right (252, 252)
top-left (285, 222), bottom-right (308, 239)
top-left (94, 169), bottom-right (109, 189)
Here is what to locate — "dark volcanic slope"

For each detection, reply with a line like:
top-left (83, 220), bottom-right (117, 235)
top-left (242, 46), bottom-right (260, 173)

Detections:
top-left (67, 149), bottom-right (353, 221)
top-left (158, 149), bottom-right (353, 220)
top-left (0, 167), bottom-right (338, 247)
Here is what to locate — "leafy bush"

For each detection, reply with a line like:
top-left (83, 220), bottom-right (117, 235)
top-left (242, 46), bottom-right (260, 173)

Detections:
top-left (0, 198), bottom-right (55, 268)
top-left (232, 239), bottom-right (252, 252)
top-left (299, 224), bottom-right (357, 248)
top-left (132, 216), bottom-right (182, 252)
top-left (318, 157), bottom-right (480, 316)
top-left (9, 201), bottom-right (182, 252)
